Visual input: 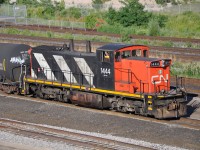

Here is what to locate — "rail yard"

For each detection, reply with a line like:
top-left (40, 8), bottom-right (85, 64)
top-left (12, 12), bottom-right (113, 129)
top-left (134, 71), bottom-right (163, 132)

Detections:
top-left (0, 24), bottom-right (200, 150)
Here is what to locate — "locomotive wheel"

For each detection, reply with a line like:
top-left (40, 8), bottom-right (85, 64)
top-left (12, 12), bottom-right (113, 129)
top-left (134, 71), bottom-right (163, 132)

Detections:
top-left (35, 90), bottom-right (44, 99)
top-left (39, 93), bottom-right (44, 99)
top-left (121, 106), bottom-right (127, 113)
top-left (63, 95), bottom-right (69, 103)
top-left (56, 94), bottom-right (63, 102)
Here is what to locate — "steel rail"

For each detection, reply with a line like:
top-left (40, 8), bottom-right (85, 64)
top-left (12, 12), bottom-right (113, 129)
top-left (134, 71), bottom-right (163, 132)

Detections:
top-left (0, 118), bottom-right (152, 150)
top-left (2, 23), bottom-right (200, 44)
top-left (0, 33), bottom-right (200, 58)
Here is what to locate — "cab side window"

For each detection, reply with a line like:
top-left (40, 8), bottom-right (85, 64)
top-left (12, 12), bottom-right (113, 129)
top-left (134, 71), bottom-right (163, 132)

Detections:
top-left (102, 51), bottom-right (110, 62)
top-left (132, 50), bottom-right (137, 57)
top-left (121, 50), bottom-right (131, 59)
top-left (132, 50), bottom-right (141, 57)
top-left (115, 51), bottom-right (120, 62)
top-left (143, 50), bottom-right (148, 57)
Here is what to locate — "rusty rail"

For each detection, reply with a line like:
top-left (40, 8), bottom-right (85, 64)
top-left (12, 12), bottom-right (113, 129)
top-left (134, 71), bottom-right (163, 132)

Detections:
top-left (1, 23), bottom-right (200, 44)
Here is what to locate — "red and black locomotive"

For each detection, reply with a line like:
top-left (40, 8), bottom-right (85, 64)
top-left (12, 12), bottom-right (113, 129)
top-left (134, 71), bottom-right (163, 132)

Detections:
top-left (0, 41), bottom-right (187, 119)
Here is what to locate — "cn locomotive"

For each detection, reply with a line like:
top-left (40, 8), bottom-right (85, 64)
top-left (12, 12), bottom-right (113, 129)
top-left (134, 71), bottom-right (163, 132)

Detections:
top-left (0, 41), bottom-right (187, 119)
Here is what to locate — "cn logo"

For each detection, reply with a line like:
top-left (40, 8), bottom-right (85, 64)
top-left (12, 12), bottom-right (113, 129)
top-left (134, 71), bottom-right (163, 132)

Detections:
top-left (151, 74), bottom-right (169, 84)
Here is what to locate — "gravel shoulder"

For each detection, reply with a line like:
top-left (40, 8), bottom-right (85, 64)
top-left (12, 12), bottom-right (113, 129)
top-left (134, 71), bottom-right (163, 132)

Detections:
top-left (0, 141), bottom-right (49, 150)
top-left (0, 95), bottom-right (199, 150)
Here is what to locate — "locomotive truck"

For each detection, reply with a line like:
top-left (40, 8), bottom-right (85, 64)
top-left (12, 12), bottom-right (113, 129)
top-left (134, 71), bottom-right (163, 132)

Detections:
top-left (0, 42), bottom-right (187, 119)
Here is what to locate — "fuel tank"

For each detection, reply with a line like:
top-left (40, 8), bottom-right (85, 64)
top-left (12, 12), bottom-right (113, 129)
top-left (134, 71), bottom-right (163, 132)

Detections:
top-left (0, 43), bottom-right (30, 82)
top-left (70, 91), bottom-right (111, 109)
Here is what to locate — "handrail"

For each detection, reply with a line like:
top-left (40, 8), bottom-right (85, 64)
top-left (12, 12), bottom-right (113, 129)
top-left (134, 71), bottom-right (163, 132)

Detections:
top-left (31, 67), bottom-right (95, 89)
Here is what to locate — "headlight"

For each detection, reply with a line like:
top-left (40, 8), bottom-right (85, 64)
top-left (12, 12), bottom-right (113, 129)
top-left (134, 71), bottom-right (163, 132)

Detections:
top-left (162, 60), bottom-right (171, 67)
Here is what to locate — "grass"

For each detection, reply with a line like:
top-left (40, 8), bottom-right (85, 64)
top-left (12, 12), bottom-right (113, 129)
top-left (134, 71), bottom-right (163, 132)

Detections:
top-left (0, 28), bottom-right (115, 43)
top-left (155, 11), bottom-right (200, 38)
top-left (1, 28), bottom-right (200, 49)
top-left (171, 62), bottom-right (200, 79)
top-left (97, 11), bottom-right (200, 39)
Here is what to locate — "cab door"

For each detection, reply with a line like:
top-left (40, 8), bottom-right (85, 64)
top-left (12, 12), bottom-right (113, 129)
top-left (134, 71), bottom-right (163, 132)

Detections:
top-left (96, 50), bottom-right (114, 90)
top-left (114, 51), bottom-right (132, 93)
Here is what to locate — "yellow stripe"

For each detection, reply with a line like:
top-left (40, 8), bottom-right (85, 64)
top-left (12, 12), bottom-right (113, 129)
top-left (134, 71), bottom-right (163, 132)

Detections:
top-left (24, 78), bottom-right (179, 99)
top-left (25, 78), bottom-right (143, 99)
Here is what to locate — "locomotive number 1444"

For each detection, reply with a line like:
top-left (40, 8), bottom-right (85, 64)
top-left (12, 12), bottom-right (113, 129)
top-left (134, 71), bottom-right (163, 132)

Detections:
top-left (101, 68), bottom-right (111, 76)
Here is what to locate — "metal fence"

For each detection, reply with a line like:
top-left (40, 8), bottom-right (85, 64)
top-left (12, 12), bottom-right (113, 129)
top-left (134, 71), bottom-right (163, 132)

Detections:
top-left (65, 3), bottom-right (113, 11)
top-left (65, 2), bottom-right (200, 13)
top-left (0, 4), bottom-right (27, 17)
top-left (143, 3), bottom-right (200, 13)
top-left (159, 3), bottom-right (200, 14)
top-left (1, 17), bottom-right (86, 30)
top-left (0, 4), bottom-right (85, 30)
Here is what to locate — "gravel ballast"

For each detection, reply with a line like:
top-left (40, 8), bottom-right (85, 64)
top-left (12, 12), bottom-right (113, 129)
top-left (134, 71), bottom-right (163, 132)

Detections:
top-left (0, 95), bottom-right (199, 150)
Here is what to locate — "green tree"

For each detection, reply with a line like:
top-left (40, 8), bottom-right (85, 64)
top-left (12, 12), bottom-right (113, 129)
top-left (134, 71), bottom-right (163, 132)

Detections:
top-left (106, 0), bottom-right (151, 27)
top-left (39, 0), bottom-right (55, 18)
top-left (55, 0), bottom-right (65, 12)
top-left (0, 0), bottom-right (9, 4)
top-left (17, 0), bottom-right (39, 5)
top-left (92, 0), bottom-right (103, 10)
top-left (92, 0), bottom-right (103, 4)
top-left (92, 0), bottom-right (110, 4)
top-left (67, 7), bottom-right (81, 19)
top-left (155, 0), bottom-right (167, 5)
top-left (106, 7), bottom-right (118, 25)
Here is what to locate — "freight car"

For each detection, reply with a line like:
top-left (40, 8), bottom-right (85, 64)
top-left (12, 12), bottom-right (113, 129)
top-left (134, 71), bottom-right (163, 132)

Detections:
top-left (0, 43), bottom-right (30, 93)
top-left (0, 42), bottom-right (187, 119)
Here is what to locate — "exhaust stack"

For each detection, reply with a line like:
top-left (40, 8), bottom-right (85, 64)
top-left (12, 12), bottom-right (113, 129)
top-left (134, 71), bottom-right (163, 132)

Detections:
top-left (69, 39), bottom-right (74, 51)
top-left (86, 41), bottom-right (91, 53)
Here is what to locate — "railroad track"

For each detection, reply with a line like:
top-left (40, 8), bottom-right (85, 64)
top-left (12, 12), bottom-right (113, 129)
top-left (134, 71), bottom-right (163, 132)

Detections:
top-left (0, 92), bottom-right (200, 131)
top-left (2, 23), bottom-right (200, 44)
top-left (0, 33), bottom-right (200, 62)
top-left (0, 118), bottom-right (151, 150)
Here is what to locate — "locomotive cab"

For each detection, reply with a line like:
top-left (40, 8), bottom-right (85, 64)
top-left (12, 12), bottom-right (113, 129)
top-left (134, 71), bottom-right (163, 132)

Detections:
top-left (113, 45), bottom-right (151, 94)
top-left (96, 44), bottom-right (173, 95)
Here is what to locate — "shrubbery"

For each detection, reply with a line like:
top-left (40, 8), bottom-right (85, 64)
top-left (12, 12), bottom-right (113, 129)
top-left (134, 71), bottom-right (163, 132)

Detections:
top-left (171, 62), bottom-right (200, 79)
top-left (106, 0), bottom-right (151, 27)
top-left (147, 19), bottom-right (160, 36)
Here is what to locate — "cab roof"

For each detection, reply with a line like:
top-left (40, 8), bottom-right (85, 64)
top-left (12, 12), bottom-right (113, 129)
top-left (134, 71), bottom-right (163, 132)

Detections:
top-left (97, 43), bottom-right (148, 51)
